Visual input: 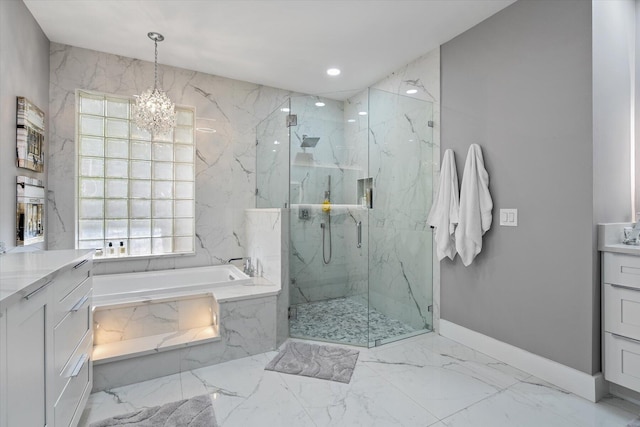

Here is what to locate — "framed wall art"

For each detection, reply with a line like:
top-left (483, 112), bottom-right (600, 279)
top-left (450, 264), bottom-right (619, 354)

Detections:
top-left (16, 96), bottom-right (45, 172)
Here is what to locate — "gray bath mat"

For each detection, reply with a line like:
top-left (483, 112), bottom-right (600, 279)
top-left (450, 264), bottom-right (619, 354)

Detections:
top-left (90, 394), bottom-right (217, 427)
top-left (265, 341), bottom-right (359, 383)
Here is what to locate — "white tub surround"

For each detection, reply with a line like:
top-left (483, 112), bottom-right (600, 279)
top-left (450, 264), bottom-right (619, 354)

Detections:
top-left (245, 208), bottom-right (289, 346)
top-left (0, 249), bottom-right (93, 427)
top-left (91, 265), bottom-right (280, 391)
top-left (599, 223), bottom-right (640, 404)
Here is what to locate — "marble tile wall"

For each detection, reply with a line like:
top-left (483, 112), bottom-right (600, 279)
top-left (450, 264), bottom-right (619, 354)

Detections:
top-left (255, 49), bottom-right (440, 335)
top-left (371, 50), bottom-right (441, 331)
top-left (48, 43), bottom-right (292, 274)
top-left (93, 295), bottom-right (215, 345)
top-left (49, 41), bottom-right (440, 339)
top-left (244, 208), bottom-right (288, 346)
top-left (365, 88), bottom-right (435, 331)
top-left (93, 294), bottom-right (277, 391)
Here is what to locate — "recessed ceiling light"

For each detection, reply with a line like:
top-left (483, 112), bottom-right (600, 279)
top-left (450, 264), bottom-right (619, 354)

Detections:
top-left (196, 127), bottom-right (216, 133)
top-left (274, 140), bottom-right (280, 145)
top-left (406, 89), bottom-right (418, 94)
top-left (196, 117), bottom-right (217, 133)
top-left (358, 111), bottom-right (368, 116)
top-left (281, 107), bottom-right (290, 112)
top-left (327, 68), bottom-right (341, 76)
top-left (272, 149), bottom-right (277, 152)
top-left (315, 102), bottom-right (325, 107)
top-left (347, 119), bottom-right (356, 123)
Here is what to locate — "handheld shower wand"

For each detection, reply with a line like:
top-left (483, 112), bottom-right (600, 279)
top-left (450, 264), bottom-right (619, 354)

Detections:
top-left (322, 174), bottom-right (332, 264)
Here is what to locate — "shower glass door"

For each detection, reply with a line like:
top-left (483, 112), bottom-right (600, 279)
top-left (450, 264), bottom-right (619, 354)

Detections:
top-left (367, 88), bottom-right (434, 345)
top-left (287, 95), bottom-right (371, 346)
top-left (256, 99), bottom-right (290, 209)
top-left (256, 90), bottom-right (433, 348)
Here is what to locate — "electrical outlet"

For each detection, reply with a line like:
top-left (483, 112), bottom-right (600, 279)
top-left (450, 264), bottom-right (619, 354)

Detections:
top-left (499, 209), bottom-right (518, 227)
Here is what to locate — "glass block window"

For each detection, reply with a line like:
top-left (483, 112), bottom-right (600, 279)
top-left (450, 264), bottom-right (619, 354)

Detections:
top-left (77, 90), bottom-right (195, 257)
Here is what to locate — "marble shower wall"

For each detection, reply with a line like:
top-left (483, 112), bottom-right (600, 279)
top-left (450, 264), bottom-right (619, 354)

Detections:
top-left (366, 89), bottom-right (434, 331)
top-left (256, 100), bottom-right (289, 209)
top-left (346, 50), bottom-right (440, 332)
top-left (287, 96), bottom-right (367, 305)
top-left (48, 43), bottom-right (292, 274)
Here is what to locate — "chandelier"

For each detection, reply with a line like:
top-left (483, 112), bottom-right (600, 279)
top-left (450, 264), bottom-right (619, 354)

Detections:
top-left (133, 32), bottom-right (176, 136)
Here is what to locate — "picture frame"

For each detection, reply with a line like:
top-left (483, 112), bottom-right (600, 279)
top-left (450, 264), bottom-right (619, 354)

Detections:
top-left (16, 96), bottom-right (45, 173)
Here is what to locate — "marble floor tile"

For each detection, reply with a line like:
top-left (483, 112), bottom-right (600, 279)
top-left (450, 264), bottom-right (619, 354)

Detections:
top-left (509, 377), bottom-right (639, 427)
top-left (439, 388), bottom-right (584, 427)
top-left (280, 363), bottom-right (440, 426)
top-left (79, 372), bottom-right (183, 426)
top-left (79, 333), bottom-right (640, 427)
top-left (361, 336), bottom-right (516, 419)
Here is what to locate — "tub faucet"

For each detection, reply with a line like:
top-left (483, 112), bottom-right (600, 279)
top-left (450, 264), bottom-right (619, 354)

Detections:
top-left (226, 257), bottom-right (254, 276)
top-left (243, 258), bottom-right (255, 277)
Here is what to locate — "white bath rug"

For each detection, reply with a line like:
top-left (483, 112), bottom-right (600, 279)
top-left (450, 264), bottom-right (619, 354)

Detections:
top-left (90, 394), bottom-right (217, 427)
top-left (265, 341), bottom-right (359, 383)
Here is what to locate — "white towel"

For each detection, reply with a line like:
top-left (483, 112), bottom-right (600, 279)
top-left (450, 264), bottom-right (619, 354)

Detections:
top-left (455, 144), bottom-right (492, 266)
top-left (427, 149), bottom-right (460, 261)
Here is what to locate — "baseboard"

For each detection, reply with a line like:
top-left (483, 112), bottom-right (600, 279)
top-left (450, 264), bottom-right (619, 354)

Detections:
top-left (439, 319), bottom-right (606, 402)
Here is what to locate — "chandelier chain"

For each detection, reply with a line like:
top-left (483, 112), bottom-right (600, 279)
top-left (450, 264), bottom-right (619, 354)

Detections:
top-left (154, 39), bottom-right (158, 89)
top-left (133, 31), bottom-right (176, 136)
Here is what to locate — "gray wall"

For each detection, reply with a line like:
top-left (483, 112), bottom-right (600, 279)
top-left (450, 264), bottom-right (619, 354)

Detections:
top-left (636, 0), bottom-right (640, 217)
top-left (0, 0), bottom-right (50, 251)
top-left (441, 0), bottom-right (597, 374)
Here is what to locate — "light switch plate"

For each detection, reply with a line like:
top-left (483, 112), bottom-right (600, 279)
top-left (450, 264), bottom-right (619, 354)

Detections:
top-left (499, 208), bottom-right (518, 226)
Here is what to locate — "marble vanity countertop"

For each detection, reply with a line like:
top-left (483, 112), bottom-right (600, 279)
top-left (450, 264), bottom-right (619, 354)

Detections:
top-left (599, 243), bottom-right (640, 255)
top-left (0, 249), bottom-right (93, 312)
top-left (598, 223), bottom-right (640, 255)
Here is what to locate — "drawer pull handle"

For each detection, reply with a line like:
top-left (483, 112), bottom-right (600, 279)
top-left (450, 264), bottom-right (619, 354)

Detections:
top-left (70, 295), bottom-right (89, 312)
top-left (73, 259), bottom-right (89, 269)
top-left (611, 333), bottom-right (640, 345)
top-left (24, 279), bottom-right (53, 300)
top-left (69, 354), bottom-right (88, 378)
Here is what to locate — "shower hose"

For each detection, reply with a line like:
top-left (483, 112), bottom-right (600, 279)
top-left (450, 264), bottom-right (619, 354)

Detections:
top-left (322, 213), bottom-right (332, 264)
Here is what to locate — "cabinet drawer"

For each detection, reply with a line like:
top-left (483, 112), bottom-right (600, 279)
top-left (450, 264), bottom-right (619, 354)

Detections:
top-left (604, 252), bottom-right (640, 289)
top-left (604, 283), bottom-right (640, 340)
top-left (55, 335), bottom-right (92, 427)
top-left (55, 276), bottom-right (91, 327)
top-left (55, 257), bottom-right (91, 303)
top-left (54, 289), bottom-right (91, 380)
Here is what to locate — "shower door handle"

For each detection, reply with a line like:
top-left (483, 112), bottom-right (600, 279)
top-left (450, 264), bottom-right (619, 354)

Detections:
top-left (357, 221), bottom-right (362, 248)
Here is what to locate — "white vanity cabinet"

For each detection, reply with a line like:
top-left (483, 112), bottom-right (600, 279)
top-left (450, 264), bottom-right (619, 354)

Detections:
top-left (0, 250), bottom-right (93, 427)
top-left (4, 281), bottom-right (51, 427)
top-left (603, 251), bottom-right (640, 392)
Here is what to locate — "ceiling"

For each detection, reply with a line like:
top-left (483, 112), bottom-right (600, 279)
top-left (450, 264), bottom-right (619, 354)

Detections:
top-left (24, 0), bottom-right (515, 99)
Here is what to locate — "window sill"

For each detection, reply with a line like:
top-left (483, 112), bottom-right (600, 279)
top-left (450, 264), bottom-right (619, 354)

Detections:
top-left (92, 251), bottom-right (196, 263)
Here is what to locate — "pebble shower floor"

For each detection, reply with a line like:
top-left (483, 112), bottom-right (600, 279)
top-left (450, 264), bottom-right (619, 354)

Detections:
top-left (289, 297), bottom-right (419, 346)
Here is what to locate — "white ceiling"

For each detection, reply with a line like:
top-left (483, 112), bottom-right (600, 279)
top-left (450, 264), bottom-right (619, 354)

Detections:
top-left (24, 0), bottom-right (515, 99)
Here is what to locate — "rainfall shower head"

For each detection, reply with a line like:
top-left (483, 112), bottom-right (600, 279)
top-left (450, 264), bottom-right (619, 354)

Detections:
top-left (301, 135), bottom-right (320, 148)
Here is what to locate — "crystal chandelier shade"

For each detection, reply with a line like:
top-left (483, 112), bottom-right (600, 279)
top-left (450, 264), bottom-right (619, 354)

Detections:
top-left (133, 32), bottom-right (176, 136)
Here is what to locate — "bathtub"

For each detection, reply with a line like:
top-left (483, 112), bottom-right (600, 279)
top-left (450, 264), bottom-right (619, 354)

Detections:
top-left (92, 264), bottom-right (252, 306)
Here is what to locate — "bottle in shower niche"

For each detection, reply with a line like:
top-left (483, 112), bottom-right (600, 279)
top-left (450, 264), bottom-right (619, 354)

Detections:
top-left (119, 241), bottom-right (126, 256)
top-left (108, 242), bottom-right (115, 256)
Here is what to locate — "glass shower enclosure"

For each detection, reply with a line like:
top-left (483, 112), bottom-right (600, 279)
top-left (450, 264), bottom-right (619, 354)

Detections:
top-left (256, 88), bottom-right (434, 347)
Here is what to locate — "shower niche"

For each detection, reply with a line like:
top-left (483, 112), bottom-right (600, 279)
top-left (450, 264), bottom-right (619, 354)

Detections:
top-left (256, 89), bottom-right (434, 347)
top-left (357, 177), bottom-right (373, 209)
